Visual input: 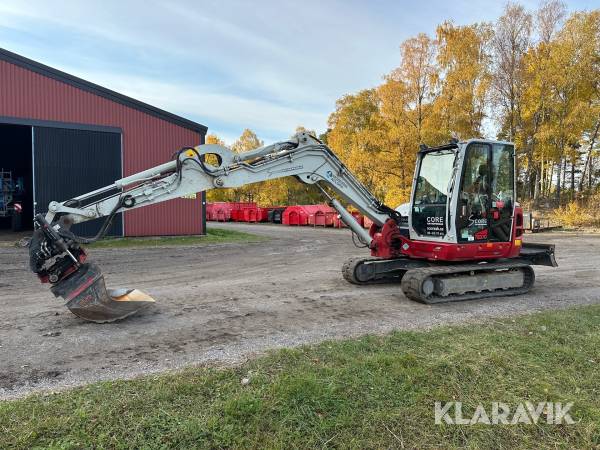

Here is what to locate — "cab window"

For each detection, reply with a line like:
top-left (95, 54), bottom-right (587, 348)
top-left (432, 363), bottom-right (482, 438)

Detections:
top-left (412, 150), bottom-right (455, 237)
top-left (457, 143), bottom-right (490, 242)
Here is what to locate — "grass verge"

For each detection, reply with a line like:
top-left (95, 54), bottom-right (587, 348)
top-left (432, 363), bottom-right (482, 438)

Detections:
top-left (88, 227), bottom-right (265, 248)
top-left (1, 305), bottom-right (599, 449)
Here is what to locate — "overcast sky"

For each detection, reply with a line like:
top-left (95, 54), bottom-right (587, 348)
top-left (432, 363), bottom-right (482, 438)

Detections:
top-left (0, 0), bottom-right (596, 145)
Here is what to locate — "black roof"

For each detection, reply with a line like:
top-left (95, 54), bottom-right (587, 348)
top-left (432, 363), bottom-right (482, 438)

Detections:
top-left (418, 142), bottom-right (459, 154)
top-left (0, 47), bottom-right (207, 134)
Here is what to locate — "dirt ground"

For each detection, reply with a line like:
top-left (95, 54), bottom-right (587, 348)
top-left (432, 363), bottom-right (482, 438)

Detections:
top-left (1, 224), bottom-right (599, 399)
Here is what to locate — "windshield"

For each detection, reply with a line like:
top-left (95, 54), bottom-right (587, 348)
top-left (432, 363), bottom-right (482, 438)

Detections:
top-left (412, 150), bottom-right (456, 237)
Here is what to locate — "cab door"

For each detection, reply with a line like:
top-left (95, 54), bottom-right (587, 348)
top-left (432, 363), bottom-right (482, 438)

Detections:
top-left (410, 149), bottom-right (456, 240)
top-left (488, 143), bottom-right (515, 241)
top-left (455, 142), bottom-right (515, 243)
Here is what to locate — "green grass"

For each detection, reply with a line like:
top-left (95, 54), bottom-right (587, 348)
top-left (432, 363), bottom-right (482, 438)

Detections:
top-left (88, 227), bottom-right (265, 248)
top-left (2, 306), bottom-right (600, 449)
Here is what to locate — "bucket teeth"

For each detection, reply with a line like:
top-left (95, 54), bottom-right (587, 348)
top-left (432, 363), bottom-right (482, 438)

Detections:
top-left (50, 262), bottom-right (154, 323)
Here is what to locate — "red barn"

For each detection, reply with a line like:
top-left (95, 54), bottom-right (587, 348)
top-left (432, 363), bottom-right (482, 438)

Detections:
top-left (0, 48), bottom-right (207, 237)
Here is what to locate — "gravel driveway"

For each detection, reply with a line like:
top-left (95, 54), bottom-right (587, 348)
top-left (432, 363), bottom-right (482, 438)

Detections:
top-left (1, 223), bottom-right (598, 399)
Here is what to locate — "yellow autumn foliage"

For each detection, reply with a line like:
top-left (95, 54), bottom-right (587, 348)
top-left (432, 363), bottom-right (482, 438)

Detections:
top-left (206, 5), bottom-right (599, 215)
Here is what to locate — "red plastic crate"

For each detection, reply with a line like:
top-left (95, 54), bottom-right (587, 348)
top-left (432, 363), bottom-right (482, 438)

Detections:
top-left (283, 205), bottom-right (336, 226)
top-left (308, 209), bottom-right (336, 227)
top-left (206, 203), bottom-right (215, 221)
top-left (258, 207), bottom-right (270, 222)
top-left (206, 202), bottom-right (259, 222)
top-left (282, 206), bottom-right (309, 225)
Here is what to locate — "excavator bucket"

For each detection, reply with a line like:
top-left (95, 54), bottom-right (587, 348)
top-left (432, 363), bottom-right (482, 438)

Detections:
top-left (50, 262), bottom-right (154, 323)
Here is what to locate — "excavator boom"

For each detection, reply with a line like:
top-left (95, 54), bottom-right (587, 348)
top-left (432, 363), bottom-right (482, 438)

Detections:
top-left (30, 132), bottom-right (399, 322)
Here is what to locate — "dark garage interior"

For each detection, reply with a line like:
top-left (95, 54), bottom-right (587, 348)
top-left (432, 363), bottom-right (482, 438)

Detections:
top-left (0, 122), bottom-right (123, 237)
top-left (0, 123), bottom-right (33, 231)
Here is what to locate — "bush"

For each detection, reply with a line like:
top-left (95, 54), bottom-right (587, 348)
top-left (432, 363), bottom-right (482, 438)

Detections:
top-left (553, 200), bottom-right (600, 228)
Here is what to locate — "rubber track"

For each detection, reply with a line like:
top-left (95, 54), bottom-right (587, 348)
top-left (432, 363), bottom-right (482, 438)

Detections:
top-left (400, 261), bottom-right (535, 304)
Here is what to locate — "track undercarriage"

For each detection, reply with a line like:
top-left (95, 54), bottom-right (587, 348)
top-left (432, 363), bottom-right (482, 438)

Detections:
top-left (342, 243), bottom-right (556, 304)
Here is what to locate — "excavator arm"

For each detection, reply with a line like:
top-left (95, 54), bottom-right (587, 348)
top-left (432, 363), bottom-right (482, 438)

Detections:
top-left (30, 132), bottom-right (400, 322)
top-left (40, 132), bottom-right (393, 240)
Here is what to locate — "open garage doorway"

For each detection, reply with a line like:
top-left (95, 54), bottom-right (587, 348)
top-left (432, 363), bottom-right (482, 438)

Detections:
top-left (0, 120), bottom-right (123, 241)
top-left (0, 124), bottom-right (33, 233)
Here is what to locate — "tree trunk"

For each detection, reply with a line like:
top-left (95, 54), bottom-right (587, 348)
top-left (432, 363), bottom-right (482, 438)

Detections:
top-left (580, 154), bottom-right (589, 192)
top-left (590, 154), bottom-right (594, 189)
top-left (555, 160), bottom-right (562, 204)
top-left (547, 162), bottom-right (552, 197)
top-left (570, 160), bottom-right (575, 199)
top-left (561, 158), bottom-right (567, 201)
top-left (540, 158), bottom-right (545, 197)
top-left (533, 165), bottom-right (540, 202)
top-left (579, 117), bottom-right (600, 191)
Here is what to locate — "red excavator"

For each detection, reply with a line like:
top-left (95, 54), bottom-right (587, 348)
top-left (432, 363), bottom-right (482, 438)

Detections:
top-left (29, 132), bottom-right (557, 322)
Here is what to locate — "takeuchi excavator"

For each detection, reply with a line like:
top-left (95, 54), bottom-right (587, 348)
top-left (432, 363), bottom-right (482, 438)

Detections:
top-left (29, 132), bottom-right (557, 323)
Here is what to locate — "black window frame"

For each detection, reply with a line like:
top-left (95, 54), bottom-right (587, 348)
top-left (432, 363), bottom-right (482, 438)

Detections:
top-left (455, 141), bottom-right (492, 243)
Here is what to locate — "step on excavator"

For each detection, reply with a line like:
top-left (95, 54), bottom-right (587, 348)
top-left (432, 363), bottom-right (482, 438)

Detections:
top-left (29, 132), bottom-right (557, 323)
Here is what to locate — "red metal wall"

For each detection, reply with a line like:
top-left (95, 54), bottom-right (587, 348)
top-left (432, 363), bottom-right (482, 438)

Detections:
top-left (0, 59), bottom-right (204, 236)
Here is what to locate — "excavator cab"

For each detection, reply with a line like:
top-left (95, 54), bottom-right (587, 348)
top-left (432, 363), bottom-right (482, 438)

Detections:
top-left (410, 140), bottom-right (516, 247)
